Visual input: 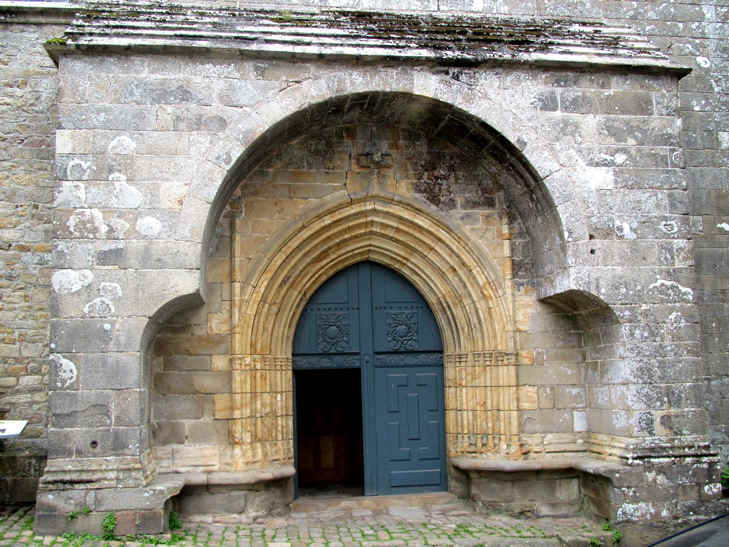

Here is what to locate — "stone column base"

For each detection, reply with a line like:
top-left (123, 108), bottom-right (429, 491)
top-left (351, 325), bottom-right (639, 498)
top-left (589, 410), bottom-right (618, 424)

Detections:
top-left (39, 454), bottom-right (155, 490)
top-left (35, 475), bottom-right (184, 536)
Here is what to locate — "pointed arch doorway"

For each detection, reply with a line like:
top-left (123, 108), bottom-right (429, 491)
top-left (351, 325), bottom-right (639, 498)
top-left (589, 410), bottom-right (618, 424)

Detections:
top-left (293, 261), bottom-right (447, 496)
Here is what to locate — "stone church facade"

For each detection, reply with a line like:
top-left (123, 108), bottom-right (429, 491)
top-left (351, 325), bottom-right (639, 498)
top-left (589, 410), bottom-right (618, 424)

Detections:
top-left (1, 0), bottom-right (728, 536)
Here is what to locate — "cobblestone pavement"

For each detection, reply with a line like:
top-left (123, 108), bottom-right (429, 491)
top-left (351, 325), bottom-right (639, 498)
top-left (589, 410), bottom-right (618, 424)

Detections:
top-left (0, 497), bottom-right (619, 546)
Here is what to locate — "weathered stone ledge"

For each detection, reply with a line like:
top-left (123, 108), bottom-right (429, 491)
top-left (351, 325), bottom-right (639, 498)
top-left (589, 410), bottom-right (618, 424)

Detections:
top-left (92, 475), bottom-right (186, 512)
top-left (39, 454), bottom-right (155, 490)
top-left (35, 468), bottom-right (296, 534)
top-left (450, 456), bottom-right (625, 519)
top-left (0, 1), bottom-right (76, 25)
top-left (171, 465), bottom-right (296, 487)
top-left (451, 455), bottom-right (625, 476)
top-left (35, 2), bottom-right (689, 75)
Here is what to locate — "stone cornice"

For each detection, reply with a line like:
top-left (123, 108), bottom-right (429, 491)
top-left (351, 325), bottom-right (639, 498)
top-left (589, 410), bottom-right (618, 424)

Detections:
top-left (0, 1), bottom-right (76, 25)
top-left (31, 1), bottom-right (689, 75)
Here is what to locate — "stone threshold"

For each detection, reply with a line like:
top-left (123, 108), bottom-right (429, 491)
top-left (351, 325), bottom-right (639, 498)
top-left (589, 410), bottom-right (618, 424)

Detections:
top-left (291, 491), bottom-right (459, 514)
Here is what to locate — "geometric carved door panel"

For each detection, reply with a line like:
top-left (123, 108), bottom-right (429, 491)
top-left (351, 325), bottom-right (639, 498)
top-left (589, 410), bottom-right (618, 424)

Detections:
top-left (375, 367), bottom-right (446, 494)
top-left (293, 261), bottom-right (446, 495)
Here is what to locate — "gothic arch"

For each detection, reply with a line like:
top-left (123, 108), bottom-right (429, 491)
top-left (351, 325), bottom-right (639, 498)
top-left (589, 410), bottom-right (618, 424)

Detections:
top-left (236, 196), bottom-right (513, 356)
top-left (225, 196), bottom-right (520, 469)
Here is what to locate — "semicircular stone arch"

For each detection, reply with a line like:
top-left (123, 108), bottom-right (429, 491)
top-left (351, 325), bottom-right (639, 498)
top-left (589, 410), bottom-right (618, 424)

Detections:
top-left (226, 195), bottom-right (520, 470)
top-left (167, 83), bottom-right (589, 473)
top-left (195, 82), bottom-right (581, 298)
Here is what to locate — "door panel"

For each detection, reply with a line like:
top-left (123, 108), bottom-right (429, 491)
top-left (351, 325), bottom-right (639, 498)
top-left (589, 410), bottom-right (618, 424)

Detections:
top-left (293, 265), bottom-right (361, 357)
top-left (390, 469), bottom-right (442, 487)
top-left (374, 366), bottom-right (446, 494)
top-left (371, 264), bottom-right (442, 353)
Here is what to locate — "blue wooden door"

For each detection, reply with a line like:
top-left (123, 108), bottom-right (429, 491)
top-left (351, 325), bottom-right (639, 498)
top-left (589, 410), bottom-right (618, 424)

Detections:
top-left (293, 262), bottom-right (446, 495)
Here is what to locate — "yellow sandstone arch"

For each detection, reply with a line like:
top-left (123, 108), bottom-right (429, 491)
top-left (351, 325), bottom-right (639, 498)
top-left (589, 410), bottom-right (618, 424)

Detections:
top-left (220, 196), bottom-right (520, 470)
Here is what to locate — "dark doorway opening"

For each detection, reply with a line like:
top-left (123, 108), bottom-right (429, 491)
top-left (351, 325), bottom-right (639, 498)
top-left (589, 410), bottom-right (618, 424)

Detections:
top-left (295, 368), bottom-right (364, 496)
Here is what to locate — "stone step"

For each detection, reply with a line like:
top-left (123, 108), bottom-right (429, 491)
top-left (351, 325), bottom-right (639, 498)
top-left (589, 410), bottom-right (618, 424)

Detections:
top-left (290, 491), bottom-right (462, 515)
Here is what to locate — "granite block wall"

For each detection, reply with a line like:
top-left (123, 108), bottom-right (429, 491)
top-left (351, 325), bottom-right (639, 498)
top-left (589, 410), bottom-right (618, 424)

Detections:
top-left (0, 0), bottom-right (726, 528)
top-left (0, 17), bottom-right (63, 502)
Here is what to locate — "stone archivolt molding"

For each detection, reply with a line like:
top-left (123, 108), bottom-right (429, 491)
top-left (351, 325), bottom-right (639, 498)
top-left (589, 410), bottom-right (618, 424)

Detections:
top-left (235, 196), bottom-right (512, 356)
top-left (221, 196), bottom-right (519, 470)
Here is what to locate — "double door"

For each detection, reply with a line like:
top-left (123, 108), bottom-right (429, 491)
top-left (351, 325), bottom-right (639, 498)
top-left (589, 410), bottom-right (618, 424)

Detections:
top-left (293, 261), bottom-right (446, 495)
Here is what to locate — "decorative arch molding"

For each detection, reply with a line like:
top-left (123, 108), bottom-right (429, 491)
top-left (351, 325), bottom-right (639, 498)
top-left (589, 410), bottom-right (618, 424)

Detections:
top-left (236, 196), bottom-right (514, 356)
top-left (222, 196), bottom-right (520, 470)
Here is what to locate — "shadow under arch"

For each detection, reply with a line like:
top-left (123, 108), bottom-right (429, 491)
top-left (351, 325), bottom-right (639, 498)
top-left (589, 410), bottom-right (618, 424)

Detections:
top-left (139, 290), bottom-right (205, 457)
top-left (540, 289), bottom-right (621, 327)
top-left (202, 91), bottom-right (568, 297)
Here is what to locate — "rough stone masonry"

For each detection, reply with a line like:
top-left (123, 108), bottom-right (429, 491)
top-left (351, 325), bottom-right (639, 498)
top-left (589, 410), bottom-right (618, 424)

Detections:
top-left (0, 0), bottom-right (728, 537)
